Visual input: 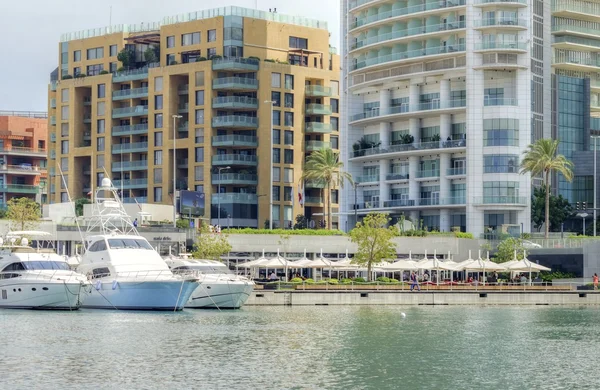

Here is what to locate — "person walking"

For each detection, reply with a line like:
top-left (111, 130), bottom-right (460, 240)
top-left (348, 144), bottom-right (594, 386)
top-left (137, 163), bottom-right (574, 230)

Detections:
top-left (410, 271), bottom-right (420, 292)
top-left (594, 273), bottom-right (599, 290)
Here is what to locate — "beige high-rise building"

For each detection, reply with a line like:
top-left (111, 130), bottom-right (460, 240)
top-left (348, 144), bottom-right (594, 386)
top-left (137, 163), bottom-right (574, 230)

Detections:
top-left (48, 6), bottom-right (340, 229)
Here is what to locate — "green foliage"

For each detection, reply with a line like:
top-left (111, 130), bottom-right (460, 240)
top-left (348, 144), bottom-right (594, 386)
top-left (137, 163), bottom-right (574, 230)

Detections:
top-left (221, 228), bottom-right (345, 236)
top-left (350, 213), bottom-right (396, 281)
top-left (75, 73), bottom-right (87, 78)
top-left (455, 232), bottom-right (474, 239)
top-left (210, 55), bottom-right (223, 60)
top-left (248, 56), bottom-right (261, 61)
top-left (540, 271), bottom-right (576, 282)
top-left (293, 214), bottom-right (307, 230)
top-left (7, 197), bottom-right (40, 231)
top-left (304, 278), bottom-right (315, 284)
top-left (353, 136), bottom-right (382, 156)
top-left (326, 278), bottom-right (338, 285)
top-left (531, 187), bottom-right (573, 232)
top-left (341, 278), bottom-right (353, 284)
top-left (264, 59), bottom-right (276, 62)
top-left (0, 209), bottom-right (6, 219)
top-left (176, 219), bottom-right (190, 229)
top-left (62, 75), bottom-right (73, 80)
top-left (170, 61), bottom-right (179, 65)
top-left (117, 48), bottom-right (135, 68)
top-left (197, 56), bottom-right (207, 61)
top-left (352, 277), bottom-right (366, 283)
top-left (99, 70), bottom-right (109, 75)
top-left (290, 277), bottom-right (303, 283)
top-left (493, 238), bottom-right (526, 263)
top-left (191, 225), bottom-right (232, 261)
top-left (431, 134), bottom-right (441, 142)
top-left (74, 198), bottom-right (90, 217)
top-left (144, 46), bottom-right (160, 63)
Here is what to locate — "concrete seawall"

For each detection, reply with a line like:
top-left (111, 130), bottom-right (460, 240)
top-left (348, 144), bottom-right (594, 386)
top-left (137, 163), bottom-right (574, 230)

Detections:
top-left (247, 291), bottom-right (600, 306)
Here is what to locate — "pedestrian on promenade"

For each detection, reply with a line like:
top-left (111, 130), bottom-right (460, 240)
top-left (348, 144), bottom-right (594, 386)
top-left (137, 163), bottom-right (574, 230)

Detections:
top-left (594, 273), bottom-right (599, 290)
top-left (410, 271), bottom-right (420, 292)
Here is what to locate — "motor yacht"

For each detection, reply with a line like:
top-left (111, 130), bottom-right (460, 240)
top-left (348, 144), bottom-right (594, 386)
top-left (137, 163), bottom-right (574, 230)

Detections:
top-left (76, 178), bottom-right (199, 310)
top-left (0, 231), bottom-right (89, 310)
top-left (164, 254), bottom-right (254, 309)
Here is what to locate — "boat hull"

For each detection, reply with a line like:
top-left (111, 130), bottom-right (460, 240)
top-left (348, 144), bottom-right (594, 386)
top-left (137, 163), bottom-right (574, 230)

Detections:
top-left (81, 279), bottom-right (199, 310)
top-left (0, 280), bottom-right (86, 310)
top-left (186, 280), bottom-right (254, 309)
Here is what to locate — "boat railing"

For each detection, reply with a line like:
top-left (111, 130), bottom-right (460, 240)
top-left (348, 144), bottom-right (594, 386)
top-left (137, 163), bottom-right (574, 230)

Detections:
top-left (0, 269), bottom-right (84, 282)
top-left (89, 269), bottom-right (200, 281)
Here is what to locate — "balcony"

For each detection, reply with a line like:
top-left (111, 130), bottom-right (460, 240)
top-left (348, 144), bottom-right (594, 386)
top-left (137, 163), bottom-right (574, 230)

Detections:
top-left (212, 135), bottom-right (258, 147)
top-left (552, 1), bottom-right (600, 23)
top-left (306, 141), bottom-right (332, 152)
top-left (305, 85), bottom-right (333, 97)
top-left (474, 0), bottom-right (527, 5)
top-left (212, 154), bottom-right (258, 166)
top-left (123, 196), bottom-right (148, 204)
top-left (350, 0), bottom-right (466, 30)
top-left (212, 96), bottom-right (259, 110)
top-left (355, 175), bottom-right (379, 184)
top-left (0, 165), bottom-right (43, 175)
top-left (50, 81), bottom-right (57, 91)
top-left (211, 193), bottom-right (258, 204)
top-left (350, 99), bottom-right (466, 124)
top-left (212, 77), bottom-right (259, 90)
top-left (304, 196), bottom-right (323, 204)
top-left (178, 103), bottom-right (189, 113)
top-left (112, 142), bottom-right (149, 154)
top-left (305, 179), bottom-right (326, 188)
top-left (212, 115), bottom-right (258, 129)
top-left (352, 139), bottom-right (466, 160)
top-left (385, 173), bottom-right (409, 181)
top-left (50, 116), bottom-right (56, 126)
top-left (177, 159), bottom-right (188, 168)
top-left (211, 173), bottom-right (258, 185)
top-left (552, 23), bottom-right (600, 38)
top-left (112, 178), bottom-right (148, 189)
top-left (416, 169), bottom-right (440, 179)
top-left (112, 105), bottom-right (149, 119)
top-left (83, 114), bottom-right (92, 123)
top-left (212, 57), bottom-right (259, 71)
top-left (553, 52), bottom-right (600, 70)
top-left (111, 160), bottom-right (148, 171)
top-left (49, 150), bottom-right (56, 159)
top-left (112, 123), bottom-right (149, 136)
top-left (473, 196), bottom-right (528, 206)
top-left (447, 167), bottom-right (466, 176)
top-left (112, 87), bottom-right (149, 101)
top-left (305, 122), bottom-right (333, 134)
top-left (352, 44), bottom-right (466, 71)
top-left (83, 97), bottom-right (92, 106)
top-left (83, 131), bottom-right (92, 141)
top-left (306, 104), bottom-right (332, 115)
top-left (113, 67), bottom-right (150, 83)
top-left (178, 85), bottom-right (189, 95)
top-left (474, 42), bottom-right (527, 52)
top-left (484, 97), bottom-right (518, 106)
top-left (0, 146), bottom-right (47, 157)
top-left (473, 18), bottom-right (527, 29)
top-left (0, 184), bottom-right (39, 194)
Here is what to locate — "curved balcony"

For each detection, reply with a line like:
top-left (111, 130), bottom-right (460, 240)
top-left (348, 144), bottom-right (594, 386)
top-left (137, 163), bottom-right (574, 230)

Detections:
top-left (474, 42), bottom-right (527, 53)
top-left (349, 0), bottom-right (466, 32)
top-left (305, 122), bottom-right (333, 134)
top-left (350, 21), bottom-right (466, 53)
top-left (484, 97), bottom-right (518, 106)
top-left (351, 44), bottom-right (466, 72)
top-left (212, 77), bottom-right (259, 91)
top-left (350, 99), bottom-right (466, 125)
top-left (552, 1), bottom-right (600, 23)
top-left (350, 139), bottom-right (467, 161)
top-left (212, 115), bottom-right (258, 129)
top-left (356, 196), bottom-right (466, 210)
top-left (212, 154), bottom-right (258, 166)
top-left (473, 18), bottom-right (527, 30)
top-left (474, 0), bottom-right (527, 6)
top-left (212, 96), bottom-right (258, 110)
top-left (473, 196), bottom-right (527, 206)
top-left (211, 135), bottom-right (258, 147)
top-left (349, 0), bottom-right (380, 12)
top-left (552, 23), bottom-right (600, 39)
top-left (211, 173), bottom-right (258, 185)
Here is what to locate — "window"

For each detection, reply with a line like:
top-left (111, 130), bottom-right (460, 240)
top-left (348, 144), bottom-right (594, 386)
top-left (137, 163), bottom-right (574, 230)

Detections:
top-left (97, 154), bottom-right (104, 169)
top-left (331, 190), bottom-right (339, 204)
top-left (483, 155), bottom-right (519, 173)
top-left (284, 93), bottom-right (294, 108)
top-left (167, 36), bottom-right (175, 48)
top-left (330, 81), bottom-right (339, 96)
top-left (154, 187), bottom-right (163, 202)
top-left (195, 109), bottom-right (204, 125)
top-left (61, 105), bottom-right (69, 119)
top-left (61, 123), bottom-right (69, 137)
top-left (284, 149), bottom-right (294, 164)
top-left (271, 73), bottom-right (281, 88)
top-left (284, 186), bottom-right (293, 201)
top-left (195, 90), bottom-right (204, 106)
top-left (98, 84), bottom-right (105, 99)
top-left (273, 148), bottom-right (280, 163)
top-left (284, 112), bottom-right (294, 127)
top-left (483, 181), bottom-right (520, 201)
top-left (155, 95), bottom-right (163, 110)
top-left (484, 118), bottom-right (518, 146)
top-left (97, 119), bottom-right (105, 134)
top-left (110, 45), bottom-right (118, 57)
top-left (271, 92), bottom-right (281, 106)
top-left (330, 117), bottom-right (339, 131)
top-left (97, 137), bottom-right (105, 152)
top-left (273, 129), bottom-right (281, 145)
top-left (96, 102), bottom-right (105, 117)
top-left (284, 130), bottom-right (293, 145)
top-left (61, 88), bottom-right (69, 103)
top-left (154, 150), bottom-right (162, 165)
top-left (285, 74), bottom-right (294, 89)
top-left (273, 167), bottom-right (281, 182)
top-left (167, 54), bottom-right (176, 65)
top-left (273, 186), bottom-right (280, 201)
top-left (155, 77), bottom-right (163, 92)
top-left (195, 129), bottom-right (204, 144)
top-left (208, 29), bottom-right (217, 42)
top-left (86, 47), bottom-right (104, 60)
top-left (195, 71), bottom-right (204, 87)
top-left (73, 67), bottom-right (81, 76)
top-left (155, 132), bottom-right (163, 147)
top-left (61, 157), bottom-right (68, 171)
top-left (155, 113), bottom-right (163, 129)
top-left (330, 136), bottom-right (339, 149)
top-left (288, 54), bottom-right (308, 66)
top-left (284, 168), bottom-right (294, 183)
top-left (61, 140), bottom-right (69, 154)
top-left (273, 110), bottom-right (281, 126)
top-left (331, 99), bottom-right (339, 113)
top-left (195, 185), bottom-right (204, 193)
top-left (73, 50), bottom-right (81, 62)
top-left (207, 48), bottom-right (217, 58)
top-left (195, 147), bottom-right (204, 163)
top-left (182, 32), bottom-right (200, 46)
top-left (109, 62), bottom-right (118, 73)
top-left (289, 36), bottom-right (308, 49)
top-left (87, 64), bottom-right (104, 76)
top-left (195, 166), bottom-right (204, 181)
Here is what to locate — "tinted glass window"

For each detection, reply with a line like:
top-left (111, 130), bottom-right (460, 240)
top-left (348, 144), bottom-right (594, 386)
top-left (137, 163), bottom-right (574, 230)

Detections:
top-left (108, 239), bottom-right (153, 250)
top-left (22, 261), bottom-right (70, 270)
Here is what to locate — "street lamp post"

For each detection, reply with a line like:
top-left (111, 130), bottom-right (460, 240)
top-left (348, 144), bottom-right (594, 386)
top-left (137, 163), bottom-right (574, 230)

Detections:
top-left (172, 115), bottom-right (182, 228)
top-left (217, 166), bottom-right (230, 228)
top-left (264, 100), bottom-right (274, 230)
top-left (577, 212), bottom-right (589, 236)
top-left (354, 181), bottom-right (359, 230)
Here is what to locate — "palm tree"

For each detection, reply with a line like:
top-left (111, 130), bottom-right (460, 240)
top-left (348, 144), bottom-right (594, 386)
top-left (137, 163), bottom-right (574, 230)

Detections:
top-left (302, 148), bottom-right (353, 230)
top-left (520, 139), bottom-right (573, 239)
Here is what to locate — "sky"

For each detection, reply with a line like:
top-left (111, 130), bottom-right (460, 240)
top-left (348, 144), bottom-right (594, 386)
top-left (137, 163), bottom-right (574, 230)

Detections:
top-left (0, 0), bottom-right (340, 112)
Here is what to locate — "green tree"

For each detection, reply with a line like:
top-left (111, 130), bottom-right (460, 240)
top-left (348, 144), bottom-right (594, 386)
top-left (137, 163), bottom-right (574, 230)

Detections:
top-left (302, 148), bottom-right (353, 230)
top-left (493, 238), bottom-right (525, 263)
top-left (350, 212), bottom-right (396, 281)
top-left (520, 139), bottom-right (573, 238)
top-left (531, 187), bottom-right (573, 232)
top-left (117, 48), bottom-right (135, 69)
top-left (7, 197), bottom-right (40, 231)
top-left (74, 198), bottom-right (90, 217)
top-left (144, 46), bottom-right (160, 64)
top-left (192, 225), bottom-right (232, 261)
top-left (293, 214), bottom-right (307, 230)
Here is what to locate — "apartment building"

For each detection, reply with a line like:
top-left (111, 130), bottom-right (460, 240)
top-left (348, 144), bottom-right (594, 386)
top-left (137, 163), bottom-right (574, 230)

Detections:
top-left (340, 0), bottom-right (549, 236)
top-left (48, 6), bottom-right (340, 229)
top-left (0, 111), bottom-right (48, 206)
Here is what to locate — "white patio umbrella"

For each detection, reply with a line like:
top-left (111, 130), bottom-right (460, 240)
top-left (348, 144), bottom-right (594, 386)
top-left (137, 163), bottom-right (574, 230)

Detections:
top-left (288, 249), bottom-right (312, 269)
top-left (417, 252), bottom-right (458, 286)
top-left (236, 250), bottom-right (269, 279)
top-left (507, 251), bottom-right (550, 283)
top-left (458, 251), bottom-right (506, 285)
top-left (305, 249), bottom-right (340, 280)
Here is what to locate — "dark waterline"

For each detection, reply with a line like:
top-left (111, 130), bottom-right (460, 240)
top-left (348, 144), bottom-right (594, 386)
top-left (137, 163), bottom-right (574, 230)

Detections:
top-left (2, 306), bottom-right (600, 389)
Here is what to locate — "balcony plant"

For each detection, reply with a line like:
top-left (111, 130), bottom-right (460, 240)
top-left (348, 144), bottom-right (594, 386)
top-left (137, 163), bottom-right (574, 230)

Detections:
top-left (62, 75), bottom-right (73, 80)
top-left (75, 73), bottom-right (87, 78)
top-left (210, 55), bottom-right (223, 60)
top-left (117, 48), bottom-right (135, 69)
top-left (99, 70), bottom-right (109, 75)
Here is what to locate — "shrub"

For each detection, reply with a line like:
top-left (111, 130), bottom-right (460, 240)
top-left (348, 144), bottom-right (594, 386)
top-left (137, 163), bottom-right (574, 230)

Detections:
top-left (62, 75), bottom-right (73, 80)
top-left (75, 73), bottom-right (87, 78)
top-left (264, 59), bottom-right (276, 63)
top-left (376, 276), bottom-right (391, 283)
top-left (210, 55), bottom-right (223, 60)
top-left (117, 67), bottom-right (126, 72)
top-left (290, 277), bottom-right (303, 283)
top-left (341, 278), bottom-right (353, 284)
top-left (389, 278), bottom-right (399, 283)
top-left (304, 278), bottom-right (315, 284)
top-left (248, 56), bottom-right (261, 61)
top-left (99, 70), bottom-right (109, 75)
top-left (198, 56), bottom-right (207, 61)
top-left (352, 277), bottom-right (366, 283)
top-left (221, 228), bottom-right (345, 236)
top-left (455, 232), bottom-right (474, 239)
top-left (327, 278), bottom-right (339, 285)
top-left (540, 271), bottom-right (576, 282)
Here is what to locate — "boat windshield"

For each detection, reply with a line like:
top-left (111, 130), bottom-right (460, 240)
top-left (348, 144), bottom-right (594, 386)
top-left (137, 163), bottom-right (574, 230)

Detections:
top-left (174, 265), bottom-right (232, 275)
top-left (21, 261), bottom-right (70, 271)
top-left (107, 238), bottom-right (153, 250)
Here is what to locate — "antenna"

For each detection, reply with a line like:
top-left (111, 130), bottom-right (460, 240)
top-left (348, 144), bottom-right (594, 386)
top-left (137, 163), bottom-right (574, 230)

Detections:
top-left (57, 164), bottom-right (86, 250)
top-left (109, 6), bottom-right (112, 32)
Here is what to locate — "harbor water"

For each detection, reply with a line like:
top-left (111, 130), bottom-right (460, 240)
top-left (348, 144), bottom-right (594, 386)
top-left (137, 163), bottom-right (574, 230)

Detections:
top-left (2, 306), bottom-right (600, 389)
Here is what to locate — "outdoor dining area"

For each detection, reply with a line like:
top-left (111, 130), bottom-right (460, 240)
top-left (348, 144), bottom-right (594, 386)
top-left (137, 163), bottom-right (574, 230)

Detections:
top-left (236, 249), bottom-right (562, 291)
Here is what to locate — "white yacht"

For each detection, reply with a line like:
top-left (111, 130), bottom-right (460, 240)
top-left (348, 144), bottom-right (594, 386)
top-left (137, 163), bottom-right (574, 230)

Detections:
top-left (76, 178), bottom-right (199, 310)
top-left (0, 231), bottom-right (89, 309)
top-left (164, 254), bottom-right (254, 309)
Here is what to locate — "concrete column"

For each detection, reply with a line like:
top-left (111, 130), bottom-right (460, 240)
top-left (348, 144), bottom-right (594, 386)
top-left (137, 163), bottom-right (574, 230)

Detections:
top-left (440, 114), bottom-right (451, 141)
top-left (380, 122), bottom-right (391, 148)
top-left (409, 210), bottom-right (420, 227)
top-left (440, 79), bottom-right (451, 107)
top-left (409, 83), bottom-right (420, 111)
top-left (440, 153), bottom-right (451, 200)
top-left (409, 118), bottom-right (420, 142)
top-left (380, 89), bottom-right (391, 116)
top-left (379, 159), bottom-right (390, 206)
top-left (440, 209), bottom-right (450, 232)
top-left (409, 155), bottom-right (420, 201)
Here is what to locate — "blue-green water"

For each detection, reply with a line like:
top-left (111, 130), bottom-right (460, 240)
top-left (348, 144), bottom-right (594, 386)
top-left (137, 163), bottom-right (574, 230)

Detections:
top-left (2, 306), bottom-right (600, 389)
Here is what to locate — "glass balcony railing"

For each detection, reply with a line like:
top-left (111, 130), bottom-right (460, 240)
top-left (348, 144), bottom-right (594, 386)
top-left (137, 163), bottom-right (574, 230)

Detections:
top-left (306, 104), bottom-right (333, 115)
top-left (447, 167), bottom-right (467, 176)
top-left (552, 0), bottom-right (600, 15)
top-left (111, 160), bottom-right (148, 171)
top-left (0, 184), bottom-right (39, 194)
top-left (355, 175), bottom-right (379, 183)
top-left (212, 154), bottom-right (258, 165)
top-left (304, 196), bottom-right (324, 204)
top-left (112, 65), bottom-right (155, 82)
top-left (112, 105), bottom-right (149, 118)
top-left (351, 99), bottom-right (466, 122)
top-left (50, 81), bottom-right (58, 91)
top-left (352, 44), bottom-right (466, 71)
top-left (178, 103), bottom-right (189, 113)
top-left (212, 96), bottom-right (258, 109)
top-left (553, 36), bottom-right (600, 50)
top-left (473, 196), bottom-right (527, 205)
top-left (473, 18), bottom-right (527, 28)
top-left (484, 97), bottom-right (518, 106)
top-left (352, 139), bottom-right (467, 158)
top-left (552, 23), bottom-right (600, 36)
top-left (474, 0), bottom-right (527, 4)
top-left (351, 21), bottom-right (466, 51)
top-left (385, 173), bottom-right (409, 181)
top-left (112, 87), bottom-right (149, 100)
top-left (350, 0), bottom-right (466, 30)
top-left (305, 85), bottom-right (333, 97)
top-left (211, 193), bottom-right (258, 204)
top-left (306, 141), bottom-right (332, 152)
top-left (123, 196), bottom-right (148, 204)
top-left (211, 135), bottom-right (258, 147)
top-left (212, 77), bottom-right (259, 90)
top-left (112, 178), bottom-right (148, 188)
top-left (212, 57), bottom-right (259, 71)
top-left (211, 173), bottom-right (258, 185)
top-left (474, 42), bottom-right (527, 51)
top-left (50, 133), bottom-right (56, 142)
top-left (305, 179), bottom-right (326, 188)
top-left (349, 0), bottom-right (377, 10)
top-left (212, 115), bottom-right (258, 128)
top-left (416, 169), bottom-right (440, 179)
top-left (305, 122), bottom-right (333, 134)
top-left (178, 85), bottom-right (189, 95)
top-left (0, 146), bottom-right (47, 156)
top-left (111, 123), bottom-right (149, 136)
top-left (112, 142), bottom-right (149, 153)
top-left (50, 98), bottom-right (56, 109)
